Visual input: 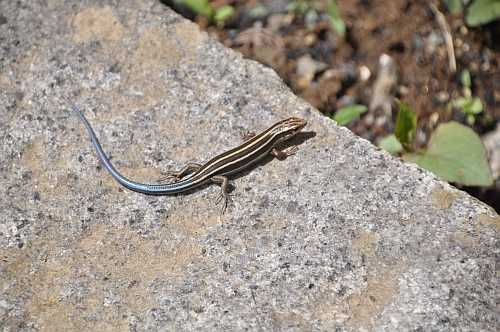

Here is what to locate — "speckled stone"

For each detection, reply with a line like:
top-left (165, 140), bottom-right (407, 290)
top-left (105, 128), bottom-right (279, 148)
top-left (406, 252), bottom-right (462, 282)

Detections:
top-left (0, 1), bottom-right (498, 331)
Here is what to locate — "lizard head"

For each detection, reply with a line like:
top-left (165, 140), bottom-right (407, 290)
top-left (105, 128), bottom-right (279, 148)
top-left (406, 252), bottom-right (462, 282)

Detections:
top-left (271, 117), bottom-right (307, 143)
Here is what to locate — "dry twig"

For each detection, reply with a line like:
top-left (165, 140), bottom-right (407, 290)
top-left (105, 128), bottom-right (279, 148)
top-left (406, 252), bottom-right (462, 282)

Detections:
top-left (430, 3), bottom-right (457, 73)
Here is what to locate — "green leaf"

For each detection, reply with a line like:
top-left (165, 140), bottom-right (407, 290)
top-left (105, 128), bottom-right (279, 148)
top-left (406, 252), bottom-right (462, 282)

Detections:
top-left (446, 0), bottom-right (464, 14)
top-left (379, 134), bottom-right (403, 155)
top-left (451, 97), bottom-right (469, 109)
top-left (183, 0), bottom-right (214, 18)
top-left (460, 69), bottom-right (471, 88)
top-left (333, 104), bottom-right (367, 126)
top-left (214, 5), bottom-right (234, 24)
top-left (394, 102), bottom-right (417, 148)
top-left (466, 97), bottom-right (483, 114)
top-left (452, 96), bottom-right (483, 115)
top-left (327, 0), bottom-right (346, 36)
top-left (403, 121), bottom-right (493, 186)
top-left (466, 0), bottom-right (500, 27)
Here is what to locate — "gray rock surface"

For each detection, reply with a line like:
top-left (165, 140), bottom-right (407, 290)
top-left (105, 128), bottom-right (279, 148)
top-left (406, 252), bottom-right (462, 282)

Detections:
top-left (0, 1), bottom-right (498, 331)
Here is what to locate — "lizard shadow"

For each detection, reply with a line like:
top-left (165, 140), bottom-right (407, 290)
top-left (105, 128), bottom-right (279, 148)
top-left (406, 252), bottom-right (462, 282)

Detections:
top-left (226, 130), bottom-right (316, 186)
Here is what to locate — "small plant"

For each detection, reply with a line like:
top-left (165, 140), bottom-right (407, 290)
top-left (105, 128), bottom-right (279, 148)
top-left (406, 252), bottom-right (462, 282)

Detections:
top-left (466, 0), bottom-right (500, 26)
top-left (394, 102), bottom-right (417, 150)
top-left (175, 0), bottom-right (235, 25)
top-left (327, 0), bottom-right (346, 36)
top-left (332, 104), bottom-right (367, 126)
top-left (213, 5), bottom-right (234, 25)
top-left (378, 102), bottom-right (492, 186)
top-left (445, 0), bottom-right (500, 26)
top-left (378, 101), bottom-right (416, 155)
top-left (449, 69), bottom-right (483, 125)
top-left (183, 0), bottom-right (213, 18)
top-left (378, 134), bottom-right (403, 155)
top-left (287, 0), bottom-right (346, 36)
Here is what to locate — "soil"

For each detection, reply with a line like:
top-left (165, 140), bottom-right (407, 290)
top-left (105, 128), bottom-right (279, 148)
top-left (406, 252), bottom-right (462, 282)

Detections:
top-left (164, 0), bottom-right (500, 212)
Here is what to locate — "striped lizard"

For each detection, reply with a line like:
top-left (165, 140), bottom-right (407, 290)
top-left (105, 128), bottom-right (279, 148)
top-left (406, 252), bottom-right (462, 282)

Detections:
top-left (73, 107), bottom-right (307, 212)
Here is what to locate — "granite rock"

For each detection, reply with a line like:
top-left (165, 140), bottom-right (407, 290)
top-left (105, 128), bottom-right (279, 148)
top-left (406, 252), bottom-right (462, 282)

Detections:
top-left (0, 1), bottom-right (498, 331)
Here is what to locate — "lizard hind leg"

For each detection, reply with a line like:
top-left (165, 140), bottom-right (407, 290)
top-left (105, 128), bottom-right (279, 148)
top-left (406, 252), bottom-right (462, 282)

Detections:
top-left (212, 175), bottom-right (232, 214)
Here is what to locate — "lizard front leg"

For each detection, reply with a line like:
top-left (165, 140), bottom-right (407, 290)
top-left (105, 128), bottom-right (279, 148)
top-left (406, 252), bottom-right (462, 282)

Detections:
top-left (271, 146), bottom-right (299, 160)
